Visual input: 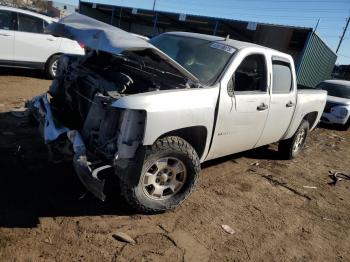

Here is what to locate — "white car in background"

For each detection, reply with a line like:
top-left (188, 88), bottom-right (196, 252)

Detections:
top-left (0, 6), bottom-right (84, 78)
top-left (318, 80), bottom-right (350, 130)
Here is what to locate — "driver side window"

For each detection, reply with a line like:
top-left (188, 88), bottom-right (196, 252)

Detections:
top-left (233, 54), bottom-right (267, 93)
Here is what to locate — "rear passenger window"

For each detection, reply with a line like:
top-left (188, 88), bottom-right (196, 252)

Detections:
top-left (17, 13), bottom-right (44, 34)
top-left (234, 54), bottom-right (267, 92)
top-left (0, 10), bottom-right (14, 30)
top-left (272, 60), bottom-right (292, 94)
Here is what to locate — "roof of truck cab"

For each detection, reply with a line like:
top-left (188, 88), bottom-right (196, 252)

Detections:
top-left (164, 31), bottom-right (289, 56)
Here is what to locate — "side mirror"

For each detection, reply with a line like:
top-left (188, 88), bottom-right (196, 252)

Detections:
top-left (227, 75), bottom-right (235, 97)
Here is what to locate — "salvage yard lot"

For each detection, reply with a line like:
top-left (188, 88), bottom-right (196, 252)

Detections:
top-left (0, 70), bottom-right (349, 261)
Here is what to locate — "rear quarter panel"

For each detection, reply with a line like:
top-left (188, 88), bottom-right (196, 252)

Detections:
top-left (59, 38), bottom-right (85, 55)
top-left (283, 89), bottom-right (327, 139)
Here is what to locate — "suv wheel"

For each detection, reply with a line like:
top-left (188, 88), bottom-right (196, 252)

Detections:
top-left (278, 120), bottom-right (309, 160)
top-left (46, 55), bottom-right (60, 79)
top-left (340, 118), bottom-right (350, 131)
top-left (120, 136), bottom-right (200, 214)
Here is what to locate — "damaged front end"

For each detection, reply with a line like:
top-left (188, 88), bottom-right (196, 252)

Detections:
top-left (28, 13), bottom-right (200, 201)
top-left (29, 47), bottom-right (195, 201)
top-left (30, 91), bottom-right (143, 201)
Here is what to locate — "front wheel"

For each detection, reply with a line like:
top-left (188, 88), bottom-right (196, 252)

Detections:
top-left (120, 136), bottom-right (201, 214)
top-left (278, 120), bottom-right (309, 160)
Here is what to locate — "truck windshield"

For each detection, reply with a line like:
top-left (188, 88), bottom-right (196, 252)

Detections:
top-left (317, 82), bottom-right (350, 99)
top-left (150, 34), bottom-right (235, 85)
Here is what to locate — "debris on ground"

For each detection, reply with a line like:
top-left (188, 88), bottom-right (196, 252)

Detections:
top-left (328, 171), bottom-right (350, 186)
top-left (303, 186), bottom-right (317, 189)
top-left (44, 237), bottom-right (53, 245)
top-left (262, 174), bottom-right (311, 200)
top-left (112, 232), bottom-right (136, 244)
top-left (221, 224), bottom-right (235, 234)
top-left (10, 107), bottom-right (29, 118)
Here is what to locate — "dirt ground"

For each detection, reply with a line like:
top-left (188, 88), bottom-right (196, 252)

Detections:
top-left (0, 68), bottom-right (350, 262)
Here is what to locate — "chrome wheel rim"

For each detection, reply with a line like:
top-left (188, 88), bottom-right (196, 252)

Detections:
top-left (142, 157), bottom-right (187, 200)
top-left (293, 129), bottom-right (306, 153)
top-left (51, 59), bottom-right (58, 76)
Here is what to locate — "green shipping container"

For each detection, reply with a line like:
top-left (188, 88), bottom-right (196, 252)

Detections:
top-left (296, 32), bottom-right (337, 88)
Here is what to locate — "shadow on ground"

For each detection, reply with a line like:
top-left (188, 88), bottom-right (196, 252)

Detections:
top-left (0, 112), bottom-right (135, 229)
top-left (1, 110), bottom-right (340, 228)
top-left (0, 67), bottom-right (46, 79)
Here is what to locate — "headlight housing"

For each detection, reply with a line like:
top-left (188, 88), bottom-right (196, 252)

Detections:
top-left (331, 106), bottom-right (348, 118)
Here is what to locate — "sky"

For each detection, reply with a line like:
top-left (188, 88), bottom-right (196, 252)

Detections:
top-left (57, 0), bottom-right (350, 65)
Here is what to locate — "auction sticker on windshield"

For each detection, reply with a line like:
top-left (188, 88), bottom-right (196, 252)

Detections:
top-left (210, 42), bottom-right (236, 54)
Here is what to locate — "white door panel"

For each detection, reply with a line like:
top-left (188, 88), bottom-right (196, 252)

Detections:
top-left (14, 12), bottom-right (61, 63)
top-left (256, 93), bottom-right (295, 146)
top-left (14, 32), bottom-right (60, 62)
top-left (0, 9), bottom-right (15, 60)
top-left (208, 93), bottom-right (270, 159)
top-left (256, 59), bottom-right (296, 146)
top-left (0, 29), bottom-right (14, 60)
top-left (207, 52), bottom-right (271, 160)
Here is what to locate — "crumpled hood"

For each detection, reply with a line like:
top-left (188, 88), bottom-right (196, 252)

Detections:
top-left (45, 13), bottom-right (199, 83)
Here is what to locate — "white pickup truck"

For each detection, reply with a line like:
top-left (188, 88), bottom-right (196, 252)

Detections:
top-left (30, 14), bottom-right (327, 213)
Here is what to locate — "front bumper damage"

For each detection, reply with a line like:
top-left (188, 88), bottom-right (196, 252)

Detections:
top-left (31, 93), bottom-right (111, 201)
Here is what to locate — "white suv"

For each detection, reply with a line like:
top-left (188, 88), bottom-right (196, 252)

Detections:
top-left (0, 6), bottom-right (84, 78)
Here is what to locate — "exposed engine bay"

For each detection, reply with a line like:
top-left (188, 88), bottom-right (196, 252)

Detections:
top-left (47, 50), bottom-right (196, 158)
top-left (50, 50), bottom-right (191, 127)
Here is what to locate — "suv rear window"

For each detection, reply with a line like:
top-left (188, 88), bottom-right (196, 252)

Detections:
top-left (0, 10), bottom-right (14, 30)
top-left (17, 13), bottom-right (44, 34)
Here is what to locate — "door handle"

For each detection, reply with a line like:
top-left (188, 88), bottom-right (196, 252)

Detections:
top-left (0, 33), bottom-right (11, 36)
top-left (257, 103), bottom-right (268, 111)
top-left (286, 101), bottom-right (294, 107)
top-left (47, 38), bottom-right (55, 41)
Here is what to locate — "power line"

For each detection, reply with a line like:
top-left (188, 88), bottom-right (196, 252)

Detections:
top-left (157, 3), bottom-right (348, 20)
top-left (157, 0), bottom-right (350, 11)
top-left (216, 0), bottom-right (349, 2)
top-left (336, 17), bottom-right (350, 53)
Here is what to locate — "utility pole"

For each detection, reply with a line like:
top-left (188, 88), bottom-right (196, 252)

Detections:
top-left (336, 17), bottom-right (350, 54)
top-left (152, 0), bottom-right (156, 12)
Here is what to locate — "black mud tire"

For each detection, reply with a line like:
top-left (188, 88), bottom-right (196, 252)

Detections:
top-left (120, 136), bottom-right (201, 214)
top-left (278, 120), bottom-right (310, 160)
top-left (45, 55), bottom-right (60, 79)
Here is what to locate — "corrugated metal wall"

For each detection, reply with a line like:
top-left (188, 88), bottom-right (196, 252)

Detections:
top-left (297, 32), bottom-right (337, 88)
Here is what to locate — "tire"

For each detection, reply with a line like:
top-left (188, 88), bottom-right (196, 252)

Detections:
top-left (120, 136), bottom-right (201, 214)
top-left (45, 55), bottom-right (60, 79)
top-left (339, 118), bottom-right (350, 131)
top-left (278, 120), bottom-right (310, 160)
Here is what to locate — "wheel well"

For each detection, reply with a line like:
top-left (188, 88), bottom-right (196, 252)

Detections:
top-left (45, 53), bottom-right (62, 67)
top-left (159, 126), bottom-right (208, 159)
top-left (303, 111), bottom-right (318, 128)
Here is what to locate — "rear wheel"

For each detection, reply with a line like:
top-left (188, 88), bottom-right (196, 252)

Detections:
top-left (278, 120), bottom-right (309, 160)
top-left (45, 55), bottom-right (60, 79)
top-left (120, 136), bottom-right (200, 214)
